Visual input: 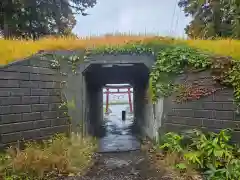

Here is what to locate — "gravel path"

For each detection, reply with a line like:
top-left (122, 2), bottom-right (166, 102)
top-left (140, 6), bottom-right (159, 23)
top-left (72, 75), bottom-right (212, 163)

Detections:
top-left (65, 115), bottom-right (165, 179)
top-left (66, 150), bottom-right (165, 180)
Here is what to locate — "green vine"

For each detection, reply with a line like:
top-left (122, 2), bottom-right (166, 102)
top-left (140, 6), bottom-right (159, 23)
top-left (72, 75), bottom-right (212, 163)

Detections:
top-left (49, 54), bottom-right (61, 69)
top-left (87, 42), bottom-right (154, 55)
top-left (149, 46), bottom-right (211, 103)
top-left (224, 61), bottom-right (240, 106)
top-left (67, 55), bottom-right (82, 74)
top-left (44, 41), bottom-right (240, 108)
top-left (210, 56), bottom-right (240, 107)
top-left (45, 53), bottom-right (83, 134)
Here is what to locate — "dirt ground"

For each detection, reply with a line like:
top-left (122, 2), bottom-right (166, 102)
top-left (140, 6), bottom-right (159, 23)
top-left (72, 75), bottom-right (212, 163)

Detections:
top-left (65, 150), bottom-right (170, 180)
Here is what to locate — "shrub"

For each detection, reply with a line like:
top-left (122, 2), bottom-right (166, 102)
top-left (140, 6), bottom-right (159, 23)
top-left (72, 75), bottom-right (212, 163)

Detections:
top-left (0, 133), bottom-right (97, 180)
top-left (159, 129), bottom-right (240, 180)
top-left (159, 132), bottom-right (184, 153)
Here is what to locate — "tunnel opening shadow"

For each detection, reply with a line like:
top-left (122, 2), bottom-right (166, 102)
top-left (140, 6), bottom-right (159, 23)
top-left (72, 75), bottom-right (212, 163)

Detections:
top-left (84, 63), bottom-right (149, 152)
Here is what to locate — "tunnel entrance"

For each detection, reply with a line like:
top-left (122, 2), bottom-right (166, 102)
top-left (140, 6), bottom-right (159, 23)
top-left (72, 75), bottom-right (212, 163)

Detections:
top-left (100, 84), bottom-right (137, 152)
top-left (82, 55), bottom-right (154, 152)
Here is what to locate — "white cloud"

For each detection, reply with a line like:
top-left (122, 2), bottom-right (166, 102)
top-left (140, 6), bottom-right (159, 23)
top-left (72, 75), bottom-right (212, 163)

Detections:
top-left (73, 0), bottom-right (191, 37)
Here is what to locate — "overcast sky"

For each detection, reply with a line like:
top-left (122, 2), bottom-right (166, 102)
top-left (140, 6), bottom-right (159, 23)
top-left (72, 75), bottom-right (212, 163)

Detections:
top-left (73, 0), bottom-right (192, 101)
top-left (73, 0), bottom-right (191, 38)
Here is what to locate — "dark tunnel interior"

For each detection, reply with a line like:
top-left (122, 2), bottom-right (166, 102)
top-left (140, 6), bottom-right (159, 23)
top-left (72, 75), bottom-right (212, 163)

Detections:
top-left (83, 63), bottom-right (150, 137)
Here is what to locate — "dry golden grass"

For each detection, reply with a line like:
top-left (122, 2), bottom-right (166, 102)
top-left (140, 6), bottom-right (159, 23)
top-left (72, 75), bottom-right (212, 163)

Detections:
top-left (0, 35), bottom-right (240, 65)
top-left (185, 39), bottom-right (240, 60)
top-left (0, 133), bottom-right (97, 179)
top-left (149, 151), bottom-right (200, 180)
top-left (0, 35), bottom-right (154, 65)
top-left (141, 139), bottom-right (200, 180)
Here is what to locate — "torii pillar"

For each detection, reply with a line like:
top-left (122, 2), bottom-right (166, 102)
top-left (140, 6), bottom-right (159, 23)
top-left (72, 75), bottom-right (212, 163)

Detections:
top-left (105, 86), bottom-right (133, 114)
top-left (127, 87), bottom-right (133, 113)
top-left (105, 88), bottom-right (109, 113)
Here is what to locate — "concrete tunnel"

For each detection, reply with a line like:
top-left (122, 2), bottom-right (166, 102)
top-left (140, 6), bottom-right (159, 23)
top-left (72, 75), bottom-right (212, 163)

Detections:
top-left (80, 54), bottom-right (155, 138)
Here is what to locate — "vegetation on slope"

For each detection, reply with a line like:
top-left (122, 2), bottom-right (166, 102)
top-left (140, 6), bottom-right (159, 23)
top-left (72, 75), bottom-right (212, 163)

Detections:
top-left (1, 35), bottom-right (240, 106)
top-left (0, 133), bottom-right (96, 180)
top-left (154, 129), bottom-right (240, 180)
top-left (184, 39), bottom-right (240, 60)
top-left (0, 36), bottom-right (240, 65)
top-left (1, 35), bottom-right (240, 180)
top-left (0, 35), bottom-right (153, 65)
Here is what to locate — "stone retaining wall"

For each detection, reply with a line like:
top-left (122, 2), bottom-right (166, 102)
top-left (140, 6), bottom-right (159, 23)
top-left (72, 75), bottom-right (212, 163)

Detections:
top-left (161, 70), bottom-right (240, 142)
top-left (0, 56), bottom-right (70, 148)
top-left (1, 53), bottom-right (240, 147)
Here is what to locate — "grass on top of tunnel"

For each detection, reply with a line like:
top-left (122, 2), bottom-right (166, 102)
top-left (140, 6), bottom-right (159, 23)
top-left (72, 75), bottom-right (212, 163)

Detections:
top-left (184, 39), bottom-right (240, 60)
top-left (0, 35), bottom-right (155, 65)
top-left (0, 34), bottom-right (240, 65)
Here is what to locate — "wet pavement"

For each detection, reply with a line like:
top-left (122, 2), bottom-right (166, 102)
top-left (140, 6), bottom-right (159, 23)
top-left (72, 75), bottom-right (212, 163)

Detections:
top-left (98, 114), bottom-right (140, 153)
top-left (66, 151), bottom-right (164, 180)
top-left (64, 112), bottom-right (165, 180)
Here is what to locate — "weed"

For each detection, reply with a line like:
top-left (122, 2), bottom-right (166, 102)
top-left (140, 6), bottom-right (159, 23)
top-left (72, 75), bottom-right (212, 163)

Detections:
top-left (0, 36), bottom-right (239, 65)
top-left (158, 129), bottom-right (240, 180)
top-left (0, 133), bottom-right (96, 180)
top-left (159, 132), bottom-right (184, 153)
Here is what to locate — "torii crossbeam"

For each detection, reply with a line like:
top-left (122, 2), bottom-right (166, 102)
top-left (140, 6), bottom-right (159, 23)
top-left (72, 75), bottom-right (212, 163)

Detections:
top-left (104, 85), bottom-right (133, 114)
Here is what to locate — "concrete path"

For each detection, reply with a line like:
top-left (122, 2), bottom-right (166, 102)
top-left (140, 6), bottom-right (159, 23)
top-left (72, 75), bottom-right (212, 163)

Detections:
top-left (98, 114), bottom-right (140, 153)
top-left (69, 151), bottom-right (164, 180)
top-left (64, 113), bottom-right (165, 180)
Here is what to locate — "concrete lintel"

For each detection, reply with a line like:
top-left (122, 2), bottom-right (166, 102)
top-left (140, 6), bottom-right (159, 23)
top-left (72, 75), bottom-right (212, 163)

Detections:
top-left (82, 54), bottom-right (155, 74)
top-left (87, 54), bottom-right (154, 62)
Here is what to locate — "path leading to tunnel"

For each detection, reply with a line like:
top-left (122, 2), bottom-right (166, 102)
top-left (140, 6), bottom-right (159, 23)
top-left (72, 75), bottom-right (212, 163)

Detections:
top-left (98, 113), bottom-right (140, 152)
top-left (70, 151), bottom-right (164, 180)
top-left (66, 113), bottom-right (165, 180)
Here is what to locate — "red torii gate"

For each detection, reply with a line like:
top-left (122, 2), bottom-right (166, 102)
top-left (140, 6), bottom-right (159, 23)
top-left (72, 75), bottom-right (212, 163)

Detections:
top-left (104, 85), bottom-right (133, 114)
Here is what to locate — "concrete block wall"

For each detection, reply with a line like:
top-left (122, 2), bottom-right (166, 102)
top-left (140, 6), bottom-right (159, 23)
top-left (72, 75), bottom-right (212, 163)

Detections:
top-left (161, 70), bottom-right (240, 142)
top-left (135, 83), bottom-right (164, 142)
top-left (88, 86), bottom-right (104, 137)
top-left (59, 64), bottom-right (87, 134)
top-left (0, 56), bottom-right (70, 148)
top-left (133, 85), bottom-right (145, 135)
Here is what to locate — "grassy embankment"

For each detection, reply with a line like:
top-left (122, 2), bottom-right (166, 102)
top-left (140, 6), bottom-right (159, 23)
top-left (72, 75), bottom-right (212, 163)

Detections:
top-left (0, 134), bottom-right (97, 179)
top-left (0, 35), bottom-right (240, 65)
top-left (1, 35), bottom-right (240, 180)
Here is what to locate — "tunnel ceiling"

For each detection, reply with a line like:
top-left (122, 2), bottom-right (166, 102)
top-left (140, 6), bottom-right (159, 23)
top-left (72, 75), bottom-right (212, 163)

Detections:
top-left (84, 63), bottom-right (150, 88)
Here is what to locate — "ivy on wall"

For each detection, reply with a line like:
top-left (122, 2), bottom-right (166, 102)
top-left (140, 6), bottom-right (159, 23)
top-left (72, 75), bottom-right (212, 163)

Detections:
top-left (224, 61), bottom-right (240, 104)
top-left (45, 40), bottom-right (240, 109)
top-left (149, 46), bottom-right (240, 107)
top-left (149, 46), bottom-right (212, 103)
top-left (43, 53), bottom-right (82, 133)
